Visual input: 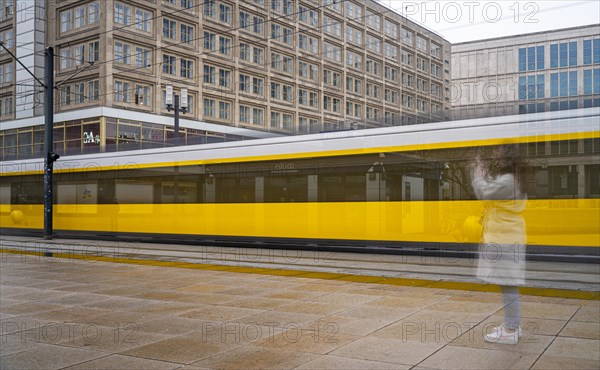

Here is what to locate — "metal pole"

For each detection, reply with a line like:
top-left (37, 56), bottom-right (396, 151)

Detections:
top-left (174, 94), bottom-right (180, 143)
top-left (43, 47), bottom-right (54, 239)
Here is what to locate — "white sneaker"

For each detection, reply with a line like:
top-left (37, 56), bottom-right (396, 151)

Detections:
top-left (484, 326), bottom-right (520, 344)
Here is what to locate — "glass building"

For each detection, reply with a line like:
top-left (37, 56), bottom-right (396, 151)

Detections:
top-left (451, 25), bottom-right (600, 120)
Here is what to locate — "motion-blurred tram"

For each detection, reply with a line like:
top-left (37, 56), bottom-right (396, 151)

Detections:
top-left (1, 109), bottom-right (599, 261)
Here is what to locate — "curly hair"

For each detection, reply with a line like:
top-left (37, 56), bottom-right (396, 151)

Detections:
top-left (486, 144), bottom-right (530, 194)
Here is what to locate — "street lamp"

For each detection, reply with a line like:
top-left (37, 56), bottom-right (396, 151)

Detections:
top-left (165, 85), bottom-right (188, 144)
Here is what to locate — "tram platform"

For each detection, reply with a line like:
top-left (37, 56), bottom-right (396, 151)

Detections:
top-left (1, 237), bottom-right (599, 369)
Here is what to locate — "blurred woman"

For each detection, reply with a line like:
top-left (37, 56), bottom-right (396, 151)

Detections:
top-left (472, 144), bottom-right (528, 344)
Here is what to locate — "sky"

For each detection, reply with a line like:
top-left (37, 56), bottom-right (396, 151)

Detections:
top-left (383, 0), bottom-right (600, 43)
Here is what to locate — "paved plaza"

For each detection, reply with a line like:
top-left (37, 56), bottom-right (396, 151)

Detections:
top-left (1, 253), bottom-right (599, 369)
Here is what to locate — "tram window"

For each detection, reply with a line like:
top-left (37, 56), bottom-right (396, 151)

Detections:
top-left (215, 175), bottom-right (255, 203)
top-left (56, 183), bottom-right (98, 205)
top-left (264, 175), bottom-right (308, 202)
top-left (586, 165), bottom-right (600, 197)
top-left (0, 185), bottom-right (10, 211)
top-left (11, 182), bottom-right (43, 204)
top-left (161, 182), bottom-right (197, 203)
top-left (116, 182), bottom-right (153, 203)
top-left (548, 166), bottom-right (578, 197)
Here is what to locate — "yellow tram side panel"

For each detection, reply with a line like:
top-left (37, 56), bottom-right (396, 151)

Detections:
top-left (2, 200), bottom-right (599, 247)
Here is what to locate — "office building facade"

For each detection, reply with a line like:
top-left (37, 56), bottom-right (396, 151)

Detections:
top-left (0, 0), bottom-right (451, 160)
top-left (451, 25), bottom-right (600, 120)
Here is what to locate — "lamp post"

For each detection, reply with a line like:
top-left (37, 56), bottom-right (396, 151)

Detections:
top-left (165, 85), bottom-right (188, 145)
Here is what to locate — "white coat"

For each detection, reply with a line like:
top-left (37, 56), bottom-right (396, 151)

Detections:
top-left (472, 168), bottom-right (527, 286)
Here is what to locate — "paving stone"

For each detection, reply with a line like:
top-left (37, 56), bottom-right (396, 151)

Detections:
top-left (61, 354), bottom-right (181, 369)
top-left (330, 336), bottom-right (445, 366)
top-left (418, 345), bottom-right (538, 369)
top-left (294, 355), bottom-right (407, 369)
top-left (0, 344), bottom-right (108, 370)
top-left (558, 320), bottom-right (600, 340)
top-left (191, 344), bottom-right (318, 369)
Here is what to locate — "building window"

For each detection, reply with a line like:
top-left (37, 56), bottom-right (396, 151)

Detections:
top-left (203, 98), bottom-right (215, 117)
top-left (299, 61), bottom-right (319, 81)
top-left (0, 95), bottom-right (13, 118)
top-left (550, 71), bottom-right (578, 97)
top-left (180, 59), bottom-right (193, 78)
top-left (384, 89), bottom-right (398, 104)
top-left (61, 2), bottom-right (100, 34)
top-left (270, 111), bottom-right (280, 129)
top-left (324, 43), bottom-right (342, 63)
top-left (219, 3), bottom-right (232, 24)
top-left (323, 69), bottom-right (342, 89)
top-left (583, 38), bottom-right (600, 65)
top-left (402, 94), bottom-right (413, 109)
top-left (162, 54), bottom-right (176, 75)
top-left (134, 85), bottom-right (151, 106)
top-left (163, 18), bottom-right (176, 39)
top-left (416, 36), bottom-right (427, 52)
top-left (366, 83), bottom-right (381, 99)
top-left (366, 10), bottom-right (381, 30)
top-left (346, 26), bottom-right (362, 46)
top-left (401, 49), bottom-right (414, 66)
top-left (346, 101), bottom-right (362, 118)
top-left (240, 43), bottom-right (264, 65)
top-left (323, 96), bottom-right (341, 113)
top-left (402, 72), bottom-right (414, 89)
top-left (298, 5), bottom-right (319, 27)
top-left (219, 101), bottom-right (231, 120)
top-left (219, 69), bottom-right (231, 88)
top-left (114, 2), bottom-right (132, 25)
top-left (346, 51), bottom-right (362, 70)
top-left (271, 53), bottom-right (293, 74)
top-left (384, 19), bottom-right (398, 38)
top-left (115, 42), bottom-right (132, 65)
top-left (299, 34), bottom-right (319, 54)
top-left (431, 63), bottom-right (441, 78)
top-left (135, 8), bottom-right (152, 32)
top-left (135, 47), bottom-right (151, 68)
top-left (181, 24), bottom-right (194, 44)
top-left (583, 69), bottom-right (600, 95)
top-left (520, 45), bottom-right (545, 71)
top-left (88, 80), bottom-right (99, 101)
top-left (324, 0), bottom-right (341, 12)
top-left (401, 28), bottom-right (414, 45)
top-left (385, 66), bottom-right (398, 82)
top-left (0, 62), bottom-right (13, 85)
top-left (366, 106), bottom-right (380, 121)
top-left (345, 2), bottom-right (363, 22)
top-left (60, 48), bottom-right (72, 70)
top-left (0, 0), bottom-right (14, 19)
top-left (384, 42), bottom-right (397, 60)
top-left (253, 107), bottom-right (264, 126)
top-left (416, 57), bottom-right (428, 73)
top-left (323, 16), bottom-right (341, 37)
top-left (89, 41), bottom-right (99, 62)
top-left (431, 43), bottom-right (441, 59)
top-left (204, 31), bottom-right (216, 50)
top-left (219, 36), bottom-right (232, 56)
top-left (366, 35), bottom-right (381, 54)
top-left (271, 24), bottom-right (293, 46)
top-left (114, 80), bottom-right (131, 103)
top-left (346, 76), bottom-right (362, 94)
top-left (552, 42), bottom-right (578, 68)
top-left (366, 59), bottom-right (381, 76)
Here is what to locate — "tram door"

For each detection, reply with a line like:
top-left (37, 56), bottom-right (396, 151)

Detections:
top-left (366, 161), bottom-right (386, 201)
top-left (401, 176), bottom-right (425, 234)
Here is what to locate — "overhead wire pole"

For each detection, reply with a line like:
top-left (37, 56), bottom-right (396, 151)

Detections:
top-left (44, 47), bottom-right (59, 240)
top-left (0, 42), bottom-right (59, 239)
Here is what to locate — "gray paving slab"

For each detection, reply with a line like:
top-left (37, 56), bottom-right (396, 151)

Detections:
top-left (1, 246), bottom-right (599, 369)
